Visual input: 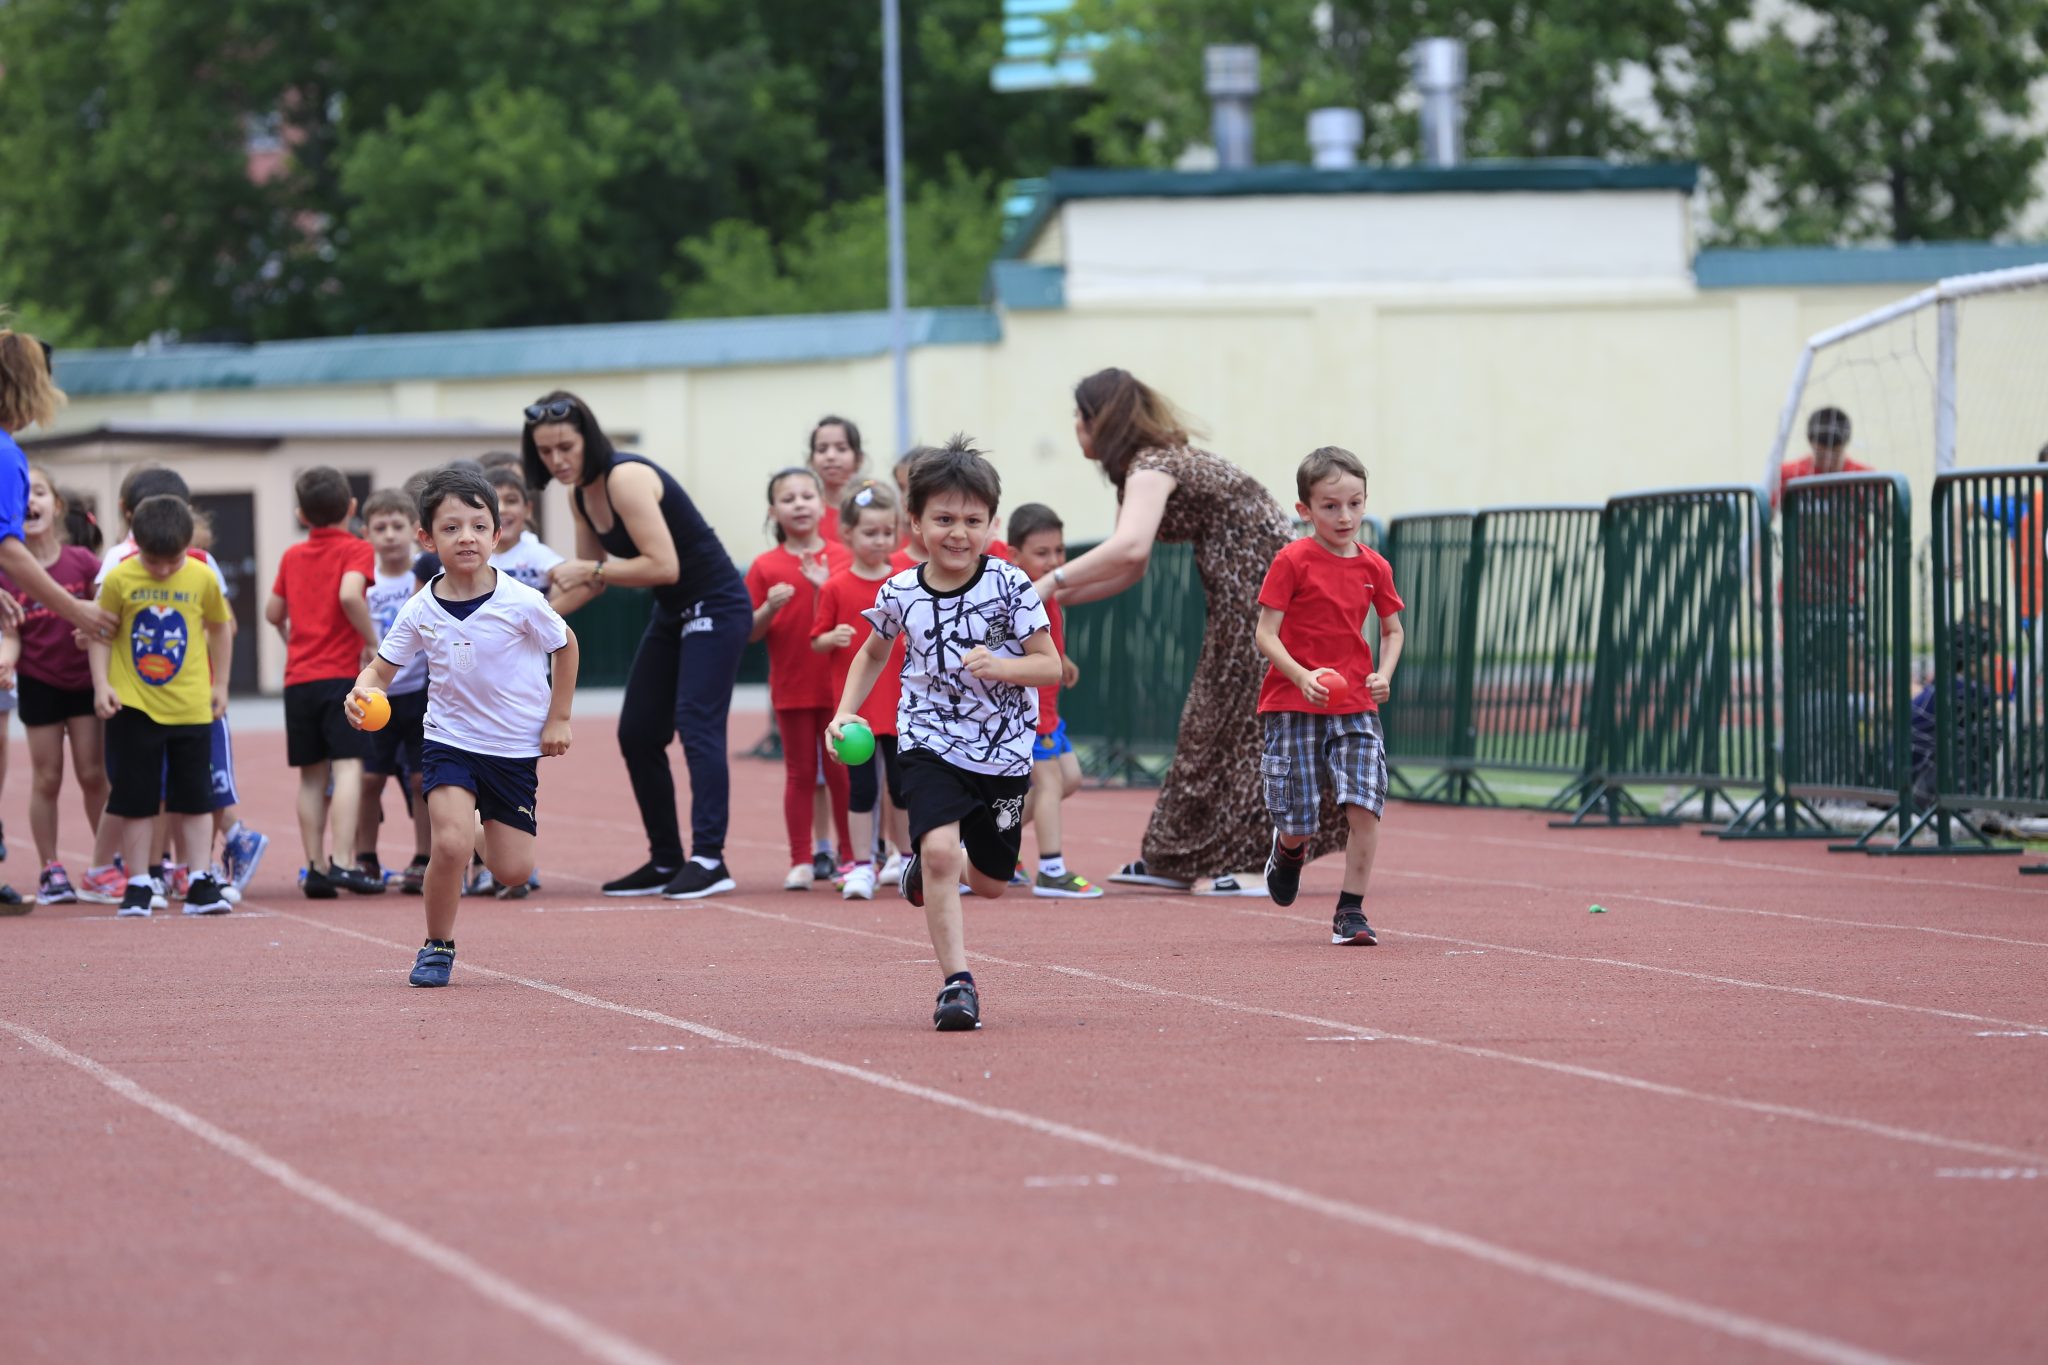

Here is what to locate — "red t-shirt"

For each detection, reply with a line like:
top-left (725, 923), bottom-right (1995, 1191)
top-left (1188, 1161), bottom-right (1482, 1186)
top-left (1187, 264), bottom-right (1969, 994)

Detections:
top-left (1772, 454), bottom-right (1873, 509)
top-left (272, 526), bottom-right (375, 685)
top-left (811, 566), bottom-right (902, 735)
top-left (1256, 538), bottom-right (1404, 715)
top-left (1037, 598), bottom-right (1065, 735)
top-left (746, 541), bottom-right (851, 709)
top-left (0, 544), bottom-right (102, 691)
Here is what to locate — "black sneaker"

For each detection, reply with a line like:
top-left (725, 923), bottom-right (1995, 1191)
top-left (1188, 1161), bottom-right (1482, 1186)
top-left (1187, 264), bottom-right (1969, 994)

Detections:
top-left (662, 860), bottom-right (736, 900)
top-left (117, 880), bottom-right (155, 918)
top-left (899, 852), bottom-right (924, 908)
top-left (181, 875), bottom-right (232, 916)
top-left (811, 849), bottom-right (836, 882)
top-left (400, 856), bottom-right (429, 895)
top-left (603, 860), bottom-right (678, 897)
top-left (933, 979), bottom-right (981, 1031)
top-left (357, 853), bottom-right (384, 884)
top-left (1332, 909), bottom-right (1377, 946)
top-left (1265, 832), bottom-right (1305, 907)
top-left (302, 865), bottom-right (338, 900)
top-left (329, 861), bottom-right (387, 896)
top-left (409, 942), bottom-right (455, 987)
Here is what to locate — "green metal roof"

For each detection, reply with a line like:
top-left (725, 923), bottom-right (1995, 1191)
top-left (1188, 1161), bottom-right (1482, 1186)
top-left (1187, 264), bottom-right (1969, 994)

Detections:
top-left (988, 261), bottom-right (1066, 311)
top-left (1695, 241), bottom-right (2048, 289)
top-left (55, 307), bottom-right (1004, 397)
top-left (998, 160), bottom-right (1700, 258)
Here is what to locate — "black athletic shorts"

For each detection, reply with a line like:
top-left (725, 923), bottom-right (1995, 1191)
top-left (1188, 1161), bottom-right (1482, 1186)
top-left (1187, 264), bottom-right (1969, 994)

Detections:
top-left (365, 688), bottom-right (429, 777)
top-left (105, 708), bottom-right (213, 817)
top-left (898, 747), bottom-right (1030, 883)
top-left (421, 740), bottom-right (539, 835)
top-left (285, 677), bottom-right (372, 768)
top-left (17, 673), bottom-right (96, 728)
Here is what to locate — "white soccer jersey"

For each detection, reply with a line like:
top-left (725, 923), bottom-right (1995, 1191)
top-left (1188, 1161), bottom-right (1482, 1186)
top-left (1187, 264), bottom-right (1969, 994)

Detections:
top-left (367, 566), bottom-right (427, 694)
top-left (862, 556), bottom-right (1050, 777)
top-left (378, 571), bottom-right (571, 758)
top-left (491, 534), bottom-right (564, 595)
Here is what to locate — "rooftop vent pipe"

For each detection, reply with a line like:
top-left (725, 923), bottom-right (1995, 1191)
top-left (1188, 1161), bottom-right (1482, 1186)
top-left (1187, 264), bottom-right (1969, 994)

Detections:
top-left (1411, 37), bottom-right (1466, 167)
top-left (1204, 45), bottom-right (1260, 170)
top-left (1308, 107), bottom-right (1364, 169)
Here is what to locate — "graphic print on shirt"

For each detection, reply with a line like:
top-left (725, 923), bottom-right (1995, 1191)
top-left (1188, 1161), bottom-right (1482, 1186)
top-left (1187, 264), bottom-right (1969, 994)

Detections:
top-left (131, 605), bottom-right (188, 685)
top-left (864, 557), bottom-right (1050, 777)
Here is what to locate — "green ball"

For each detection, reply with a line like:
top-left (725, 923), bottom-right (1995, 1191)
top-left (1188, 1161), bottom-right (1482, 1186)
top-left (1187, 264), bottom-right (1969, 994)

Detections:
top-left (1588, 904), bottom-right (1607, 914)
top-left (835, 720), bottom-right (876, 765)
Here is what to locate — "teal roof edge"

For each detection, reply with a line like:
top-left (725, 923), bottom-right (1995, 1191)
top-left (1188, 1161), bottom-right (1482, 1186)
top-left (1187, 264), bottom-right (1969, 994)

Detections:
top-left (998, 159), bottom-right (1699, 258)
top-left (988, 261), bottom-right (1066, 311)
top-left (55, 307), bottom-right (1005, 397)
top-left (1695, 241), bottom-right (2048, 289)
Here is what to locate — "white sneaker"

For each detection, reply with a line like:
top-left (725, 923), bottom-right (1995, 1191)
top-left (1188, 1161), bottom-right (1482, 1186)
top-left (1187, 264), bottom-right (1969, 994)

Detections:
top-left (877, 852), bottom-right (904, 887)
top-left (208, 868), bottom-right (242, 906)
top-left (783, 862), bottom-right (814, 891)
top-left (147, 877), bottom-right (168, 912)
top-left (842, 865), bottom-right (877, 901)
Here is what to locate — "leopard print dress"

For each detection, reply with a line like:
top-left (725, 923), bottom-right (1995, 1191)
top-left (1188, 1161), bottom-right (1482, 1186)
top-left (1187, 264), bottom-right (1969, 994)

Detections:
top-left (1124, 446), bottom-right (1349, 883)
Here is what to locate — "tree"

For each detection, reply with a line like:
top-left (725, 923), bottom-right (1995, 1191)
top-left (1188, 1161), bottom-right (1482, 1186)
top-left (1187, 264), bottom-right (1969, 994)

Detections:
top-left (1658, 1), bottom-right (2048, 243)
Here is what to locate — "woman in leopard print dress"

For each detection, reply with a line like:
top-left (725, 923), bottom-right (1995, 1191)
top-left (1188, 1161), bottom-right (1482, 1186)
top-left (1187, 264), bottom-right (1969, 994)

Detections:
top-left (1035, 369), bottom-right (1348, 888)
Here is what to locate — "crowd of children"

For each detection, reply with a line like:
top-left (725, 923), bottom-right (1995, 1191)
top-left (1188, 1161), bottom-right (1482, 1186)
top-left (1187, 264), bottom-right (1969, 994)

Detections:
top-left (3, 321), bottom-right (1401, 1032)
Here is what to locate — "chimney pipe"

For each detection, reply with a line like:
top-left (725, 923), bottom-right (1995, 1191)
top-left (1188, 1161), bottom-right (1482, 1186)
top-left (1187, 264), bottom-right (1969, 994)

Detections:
top-left (1411, 37), bottom-right (1466, 167)
top-left (1204, 45), bottom-right (1260, 170)
top-left (1307, 107), bottom-right (1364, 169)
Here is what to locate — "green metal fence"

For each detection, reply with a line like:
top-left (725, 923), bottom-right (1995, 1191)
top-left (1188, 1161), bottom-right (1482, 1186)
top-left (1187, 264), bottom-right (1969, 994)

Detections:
top-left (1925, 468), bottom-right (2046, 863)
top-left (564, 586), bottom-right (768, 690)
top-left (1380, 513), bottom-right (1477, 799)
top-left (1779, 473), bottom-right (1916, 850)
top-left (1467, 506), bottom-right (1605, 790)
top-left (1060, 541), bottom-right (1207, 784)
top-left (1556, 485), bottom-right (1804, 834)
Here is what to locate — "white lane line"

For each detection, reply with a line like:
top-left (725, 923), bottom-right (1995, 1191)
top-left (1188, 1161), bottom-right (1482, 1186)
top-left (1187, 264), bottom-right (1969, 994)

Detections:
top-left (698, 900), bottom-right (2046, 1166)
top-left (1382, 868), bottom-right (2048, 951)
top-left (0, 1016), bottom-right (672, 1365)
top-left (261, 910), bottom-right (1907, 1365)
top-left (1232, 908), bottom-right (2048, 1033)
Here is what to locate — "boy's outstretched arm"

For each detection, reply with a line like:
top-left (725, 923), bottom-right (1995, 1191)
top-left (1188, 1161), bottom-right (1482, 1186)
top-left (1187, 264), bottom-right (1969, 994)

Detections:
top-left (541, 630), bottom-right (579, 757)
top-left (1255, 605), bottom-right (1330, 706)
top-left (826, 631), bottom-right (891, 756)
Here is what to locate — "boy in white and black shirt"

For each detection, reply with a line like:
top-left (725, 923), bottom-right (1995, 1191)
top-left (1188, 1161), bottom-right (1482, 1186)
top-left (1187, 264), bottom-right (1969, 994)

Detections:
top-left (830, 438), bottom-right (1060, 1032)
top-left (347, 466), bottom-right (579, 988)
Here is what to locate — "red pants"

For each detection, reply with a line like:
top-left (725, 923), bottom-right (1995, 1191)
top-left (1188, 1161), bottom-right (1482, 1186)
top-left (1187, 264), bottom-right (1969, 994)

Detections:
top-left (777, 707), bottom-right (851, 866)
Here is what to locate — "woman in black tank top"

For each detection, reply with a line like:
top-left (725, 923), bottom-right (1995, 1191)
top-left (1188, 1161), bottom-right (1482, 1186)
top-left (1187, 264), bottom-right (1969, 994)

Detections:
top-left (525, 390), bottom-right (751, 900)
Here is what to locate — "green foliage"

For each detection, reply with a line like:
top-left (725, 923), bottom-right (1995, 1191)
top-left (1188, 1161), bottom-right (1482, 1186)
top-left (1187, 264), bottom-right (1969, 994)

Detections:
top-left (670, 164), bottom-right (1003, 317)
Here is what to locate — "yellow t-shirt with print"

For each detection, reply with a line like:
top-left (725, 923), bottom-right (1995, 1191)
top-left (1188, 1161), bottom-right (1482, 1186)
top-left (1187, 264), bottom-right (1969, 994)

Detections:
top-left (97, 555), bottom-right (232, 725)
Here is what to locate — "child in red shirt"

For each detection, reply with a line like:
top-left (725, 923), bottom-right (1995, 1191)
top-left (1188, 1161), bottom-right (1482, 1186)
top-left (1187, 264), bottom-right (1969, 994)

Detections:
top-left (809, 415), bottom-right (866, 544)
top-left (1253, 446), bottom-right (1405, 946)
top-left (811, 480), bottom-right (903, 901)
top-left (264, 466), bottom-right (383, 898)
top-left (1005, 503), bottom-right (1099, 898)
top-left (747, 467), bottom-right (852, 890)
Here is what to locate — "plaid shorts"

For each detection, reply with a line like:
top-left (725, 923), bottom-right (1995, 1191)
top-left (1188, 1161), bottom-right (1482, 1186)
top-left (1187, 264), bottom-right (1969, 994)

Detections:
top-left (1260, 710), bottom-right (1388, 835)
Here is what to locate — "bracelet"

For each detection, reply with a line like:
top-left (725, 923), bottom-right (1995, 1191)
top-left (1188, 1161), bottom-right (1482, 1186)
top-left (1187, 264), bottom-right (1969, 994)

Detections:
top-left (594, 561), bottom-right (607, 586)
top-left (1052, 567), bottom-right (1067, 589)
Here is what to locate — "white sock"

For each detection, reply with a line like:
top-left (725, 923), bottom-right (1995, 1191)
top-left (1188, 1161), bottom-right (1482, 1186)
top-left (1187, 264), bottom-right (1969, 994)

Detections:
top-left (1039, 855), bottom-right (1066, 879)
top-left (691, 854), bottom-right (721, 871)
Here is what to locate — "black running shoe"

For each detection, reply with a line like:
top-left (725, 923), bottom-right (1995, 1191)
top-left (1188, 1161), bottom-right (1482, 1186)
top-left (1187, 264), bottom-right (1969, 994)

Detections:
top-left (329, 861), bottom-right (387, 896)
top-left (662, 860), bottom-right (736, 901)
top-left (181, 875), bottom-right (232, 916)
top-left (400, 855), bottom-right (429, 895)
top-left (899, 852), bottom-right (924, 907)
top-left (603, 860), bottom-right (678, 897)
top-left (1332, 909), bottom-right (1377, 946)
top-left (811, 849), bottom-right (836, 882)
top-left (1264, 832), bottom-right (1304, 907)
top-left (933, 979), bottom-right (981, 1031)
top-left (302, 864), bottom-right (338, 900)
top-left (409, 942), bottom-right (455, 987)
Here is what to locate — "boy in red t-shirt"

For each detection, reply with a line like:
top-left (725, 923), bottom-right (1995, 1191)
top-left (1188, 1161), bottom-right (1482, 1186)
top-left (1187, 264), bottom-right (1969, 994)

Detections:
top-left (263, 466), bottom-right (383, 898)
top-left (1771, 406), bottom-right (1871, 511)
top-left (1006, 503), bottom-right (1099, 898)
top-left (1253, 446), bottom-right (1405, 945)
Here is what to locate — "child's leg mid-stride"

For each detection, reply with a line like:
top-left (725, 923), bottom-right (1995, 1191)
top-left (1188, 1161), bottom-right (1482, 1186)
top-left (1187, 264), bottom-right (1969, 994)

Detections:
top-left (897, 749), bottom-right (1030, 1031)
top-left (296, 761), bottom-right (336, 895)
top-left (1334, 803), bottom-right (1380, 945)
top-left (1261, 710), bottom-right (1387, 945)
top-left (412, 742), bottom-right (541, 987)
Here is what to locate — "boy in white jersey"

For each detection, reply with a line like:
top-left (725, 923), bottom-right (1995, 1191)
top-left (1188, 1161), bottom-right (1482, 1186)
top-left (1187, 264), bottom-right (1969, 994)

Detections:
top-left (355, 488), bottom-right (432, 893)
top-left (828, 438), bottom-right (1059, 1032)
top-left (347, 466), bottom-right (578, 987)
top-left (485, 465), bottom-right (563, 593)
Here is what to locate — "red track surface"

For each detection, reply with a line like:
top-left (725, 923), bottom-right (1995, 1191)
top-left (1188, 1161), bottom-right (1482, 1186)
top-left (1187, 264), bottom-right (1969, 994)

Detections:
top-left (4, 727), bottom-right (2045, 1363)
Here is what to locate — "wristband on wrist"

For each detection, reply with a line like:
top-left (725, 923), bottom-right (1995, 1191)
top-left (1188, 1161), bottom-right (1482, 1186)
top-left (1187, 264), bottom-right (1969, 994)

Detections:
top-left (594, 560), bottom-right (607, 586)
top-left (1052, 566), bottom-right (1068, 590)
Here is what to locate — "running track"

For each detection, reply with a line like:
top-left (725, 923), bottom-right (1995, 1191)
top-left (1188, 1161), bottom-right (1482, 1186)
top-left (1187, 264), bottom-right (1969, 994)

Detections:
top-left (3, 727), bottom-right (2044, 1363)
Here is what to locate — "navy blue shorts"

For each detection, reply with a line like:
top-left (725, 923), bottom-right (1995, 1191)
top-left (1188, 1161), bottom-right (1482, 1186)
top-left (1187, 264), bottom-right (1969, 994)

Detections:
top-left (421, 740), bottom-right (539, 835)
top-left (365, 689), bottom-right (429, 777)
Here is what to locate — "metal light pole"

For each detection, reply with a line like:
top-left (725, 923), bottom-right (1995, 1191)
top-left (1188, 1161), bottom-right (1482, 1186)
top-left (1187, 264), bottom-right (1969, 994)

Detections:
top-left (882, 0), bottom-right (911, 455)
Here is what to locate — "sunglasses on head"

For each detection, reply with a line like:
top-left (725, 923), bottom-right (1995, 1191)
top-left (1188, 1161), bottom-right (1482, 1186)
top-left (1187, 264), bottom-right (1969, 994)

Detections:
top-left (524, 400), bottom-right (576, 424)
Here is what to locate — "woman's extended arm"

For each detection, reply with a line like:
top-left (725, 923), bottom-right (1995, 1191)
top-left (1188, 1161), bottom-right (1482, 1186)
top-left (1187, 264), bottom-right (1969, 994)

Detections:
top-left (553, 463), bottom-right (679, 593)
top-left (1034, 467), bottom-right (1175, 606)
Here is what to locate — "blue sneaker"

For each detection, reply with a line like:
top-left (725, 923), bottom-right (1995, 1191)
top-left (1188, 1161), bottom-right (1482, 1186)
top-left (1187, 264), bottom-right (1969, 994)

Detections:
top-left (222, 823), bottom-right (269, 893)
top-left (409, 942), bottom-right (455, 987)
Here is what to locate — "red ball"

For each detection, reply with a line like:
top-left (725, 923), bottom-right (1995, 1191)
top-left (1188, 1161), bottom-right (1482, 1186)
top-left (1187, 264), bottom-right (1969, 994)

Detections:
top-left (1316, 669), bottom-right (1350, 708)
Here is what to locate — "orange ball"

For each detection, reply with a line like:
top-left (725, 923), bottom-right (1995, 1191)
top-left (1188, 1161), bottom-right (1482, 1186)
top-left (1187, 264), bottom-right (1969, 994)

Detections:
top-left (356, 689), bottom-right (392, 732)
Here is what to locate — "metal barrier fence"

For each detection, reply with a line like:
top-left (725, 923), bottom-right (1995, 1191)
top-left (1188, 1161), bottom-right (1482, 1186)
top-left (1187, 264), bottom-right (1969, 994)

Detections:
top-left (1060, 541), bottom-right (1206, 784)
top-left (1779, 473), bottom-right (1916, 849)
top-left (1925, 467), bottom-right (2047, 863)
top-left (1380, 513), bottom-right (1478, 799)
top-left (1556, 485), bottom-right (1807, 834)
